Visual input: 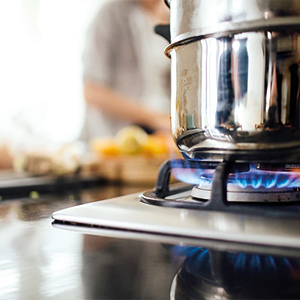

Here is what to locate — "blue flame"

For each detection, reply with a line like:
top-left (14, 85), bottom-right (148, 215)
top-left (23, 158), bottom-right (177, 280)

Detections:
top-left (171, 159), bottom-right (215, 185)
top-left (172, 168), bottom-right (205, 185)
top-left (171, 161), bottom-right (300, 190)
top-left (232, 173), bottom-right (300, 190)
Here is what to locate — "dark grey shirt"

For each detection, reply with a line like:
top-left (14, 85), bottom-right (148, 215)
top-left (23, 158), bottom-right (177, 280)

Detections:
top-left (81, 0), bottom-right (170, 140)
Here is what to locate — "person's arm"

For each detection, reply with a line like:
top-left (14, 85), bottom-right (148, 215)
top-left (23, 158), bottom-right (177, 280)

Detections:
top-left (84, 81), bottom-right (170, 132)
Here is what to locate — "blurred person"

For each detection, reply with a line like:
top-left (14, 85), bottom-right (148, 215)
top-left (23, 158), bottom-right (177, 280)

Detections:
top-left (80, 0), bottom-right (170, 141)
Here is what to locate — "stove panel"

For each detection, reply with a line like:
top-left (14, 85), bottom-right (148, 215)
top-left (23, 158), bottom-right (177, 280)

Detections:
top-left (52, 192), bottom-right (300, 250)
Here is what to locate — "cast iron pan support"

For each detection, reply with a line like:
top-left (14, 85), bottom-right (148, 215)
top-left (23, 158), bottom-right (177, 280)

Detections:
top-left (154, 159), bottom-right (234, 209)
top-left (203, 161), bottom-right (297, 215)
top-left (154, 159), bottom-right (222, 198)
top-left (208, 161), bottom-right (232, 210)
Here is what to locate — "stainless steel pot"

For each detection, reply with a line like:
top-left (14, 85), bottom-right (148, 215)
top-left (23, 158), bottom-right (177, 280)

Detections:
top-left (165, 0), bottom-right (300, 162)
top-left (166, 0), bottom-right (300, 43)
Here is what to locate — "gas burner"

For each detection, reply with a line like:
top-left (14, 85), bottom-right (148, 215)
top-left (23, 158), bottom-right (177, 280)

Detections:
top-left (188, 162), bottom-right (300, 202)
top-left (191, 177), bottom-right (300, 202)
top-left (52, 158), bottom-right (300, 248)
top-left (140, 159), bottom-right (300, 217)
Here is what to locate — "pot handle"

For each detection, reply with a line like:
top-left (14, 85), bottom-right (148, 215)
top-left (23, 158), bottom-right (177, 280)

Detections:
top-left (154, 24), bottom-right (171, 43)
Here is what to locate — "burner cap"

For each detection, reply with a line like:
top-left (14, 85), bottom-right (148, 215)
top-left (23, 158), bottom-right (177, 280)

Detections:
top-left (191, 182), bottom-right (300, 202)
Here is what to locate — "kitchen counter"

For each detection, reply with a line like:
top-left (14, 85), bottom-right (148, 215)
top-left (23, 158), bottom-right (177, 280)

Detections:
top-left (0, 184), bottom-right (182, 300)
top-left (1, 183), bottom-right (300, 300)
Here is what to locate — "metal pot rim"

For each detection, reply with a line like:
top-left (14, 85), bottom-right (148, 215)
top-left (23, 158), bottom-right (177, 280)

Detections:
top-left (165, 17), bottom-right (300, 57)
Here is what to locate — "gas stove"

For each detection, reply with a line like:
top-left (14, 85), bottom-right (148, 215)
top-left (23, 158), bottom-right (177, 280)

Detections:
top-left (142, 159), bottom-right (300, 212)
top-left (52, 0), bottom-right (300, 255)
top-left (52, 158), bottom-right (300, 251)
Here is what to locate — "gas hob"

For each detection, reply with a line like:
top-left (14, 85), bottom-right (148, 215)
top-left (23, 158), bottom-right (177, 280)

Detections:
top-left (52, 159), bottom-right (300, 252)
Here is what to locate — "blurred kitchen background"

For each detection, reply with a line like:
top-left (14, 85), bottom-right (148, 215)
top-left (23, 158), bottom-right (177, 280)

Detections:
top-left (0, 3), bottom-right (178, 299)
top-left (0, 0), bottom-right (107, 147)
top-left (0, 0), bottom-right (176, 188)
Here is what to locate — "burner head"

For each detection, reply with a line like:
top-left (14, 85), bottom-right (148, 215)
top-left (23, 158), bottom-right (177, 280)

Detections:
top-left (190, 165), bottom-right (300, 203)
top-left (142, 159), bottom-right (300, 216)
top-left (191, 180), bottom-right (300, 202)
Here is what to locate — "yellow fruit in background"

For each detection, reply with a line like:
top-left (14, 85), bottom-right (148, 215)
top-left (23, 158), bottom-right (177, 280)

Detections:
top-left (115, 126), bottom-right (148, 155)
top-left (142, 136), bottom-right (169, 157)
top-left (90, 138), bottom-right (120, 157)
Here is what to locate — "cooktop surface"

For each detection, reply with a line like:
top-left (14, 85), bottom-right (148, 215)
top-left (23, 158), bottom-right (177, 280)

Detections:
top-left (52, 189), bottom-right (300, 252)
top-left (4, 184), bottom-right (300, 300)
top-left (51, 187), bottom-right (300, 299)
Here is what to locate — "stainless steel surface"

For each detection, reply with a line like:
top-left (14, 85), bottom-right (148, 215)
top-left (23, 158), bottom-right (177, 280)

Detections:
top-left (52, 192), bottom-right (300, 249)
top-left (168, 0), bottom-right (300, 43)
top-left (170, 30), bottom-right (300, 161)
top-left (53, 223), bottom-right (300, 258)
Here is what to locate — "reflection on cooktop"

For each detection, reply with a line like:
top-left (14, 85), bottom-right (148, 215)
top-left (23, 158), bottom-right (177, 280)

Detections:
top-left (171, 246), bottom-right (300, 300)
